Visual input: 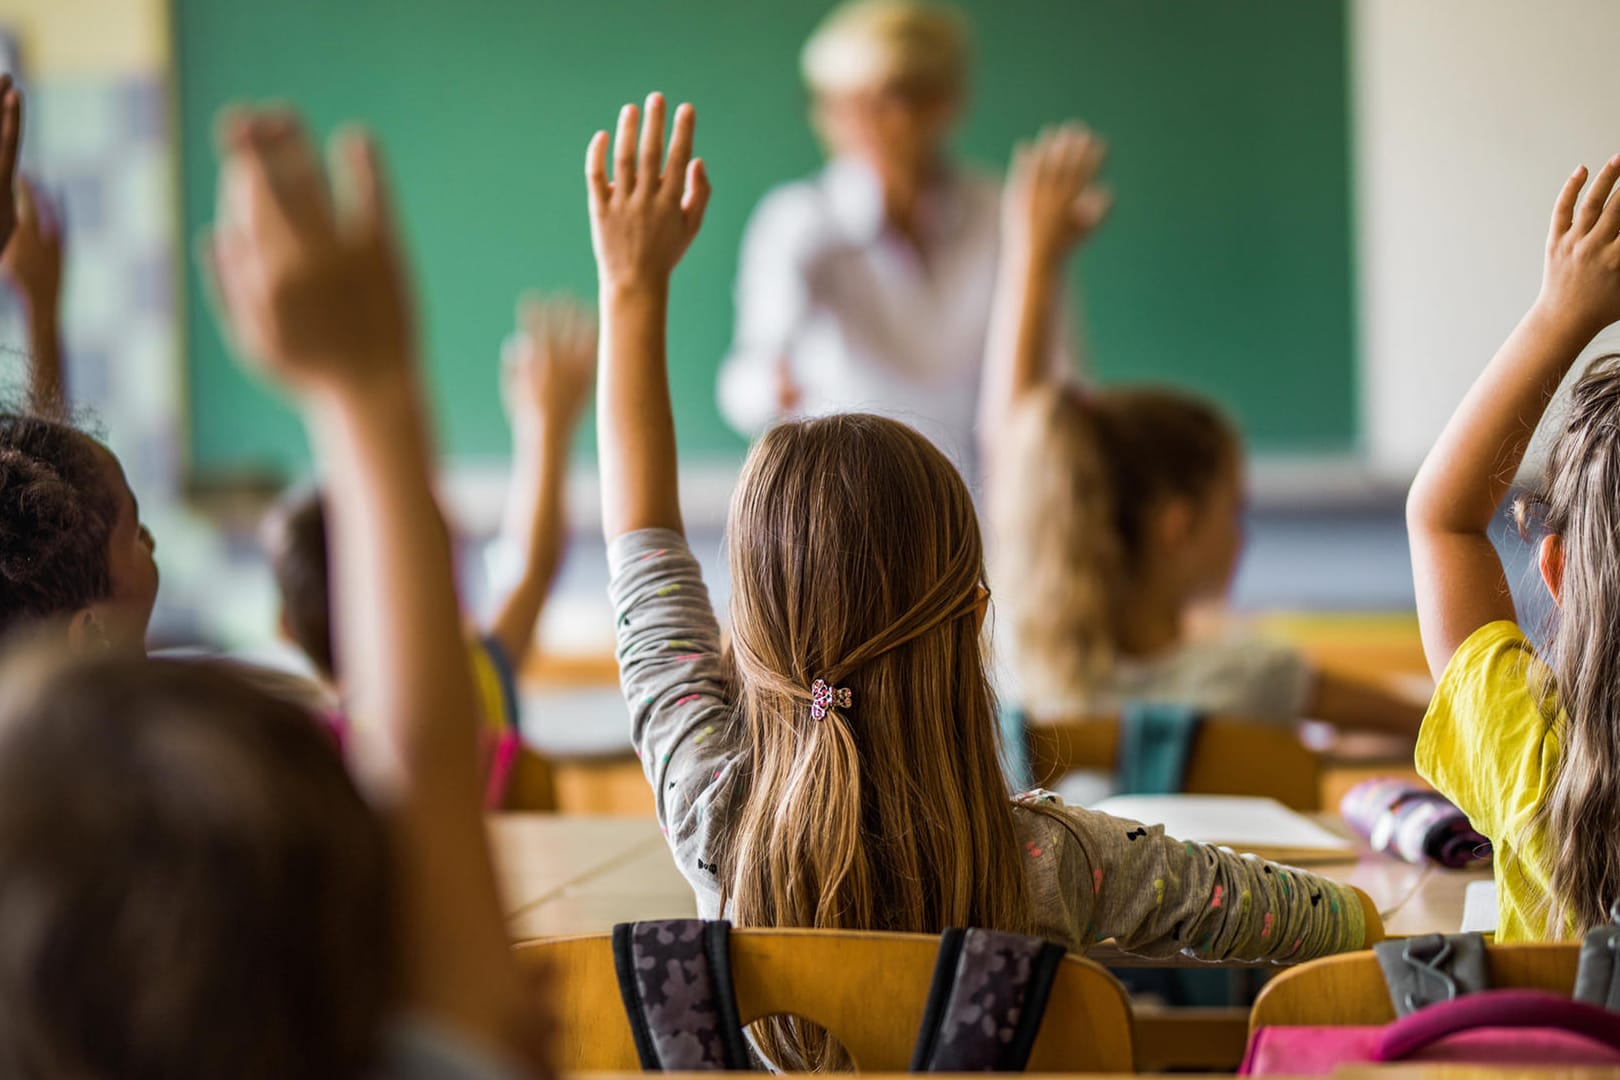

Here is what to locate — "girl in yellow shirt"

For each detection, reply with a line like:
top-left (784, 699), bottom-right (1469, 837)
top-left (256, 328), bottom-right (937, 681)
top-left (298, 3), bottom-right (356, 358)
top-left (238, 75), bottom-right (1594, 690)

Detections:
top-left (1409, 152), bottom-right (1620, 940)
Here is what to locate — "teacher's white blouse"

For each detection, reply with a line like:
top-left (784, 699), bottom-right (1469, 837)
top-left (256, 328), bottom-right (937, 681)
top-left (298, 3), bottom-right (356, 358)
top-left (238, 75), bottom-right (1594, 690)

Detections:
top-left (718, 157), bottom-right (1070, 483)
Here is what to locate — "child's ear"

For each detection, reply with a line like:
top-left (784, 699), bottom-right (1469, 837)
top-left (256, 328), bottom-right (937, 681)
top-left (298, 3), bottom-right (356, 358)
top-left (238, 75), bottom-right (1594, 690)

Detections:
top-left (1539, 533), bottom-right (1566, 607)
top-left (1156, 496), bottom-right (1196, 552)
top-left (65, 609), bottom-right (110, 653)
top-left (973, 584), bottom-right (990, 633)
top-left (276, 606), bottom-right (296, 646)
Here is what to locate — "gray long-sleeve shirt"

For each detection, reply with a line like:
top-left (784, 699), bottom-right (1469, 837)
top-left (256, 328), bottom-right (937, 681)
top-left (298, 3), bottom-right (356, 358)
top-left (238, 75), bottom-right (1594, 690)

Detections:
top-left (609, 528), bottom-right (1365, 962)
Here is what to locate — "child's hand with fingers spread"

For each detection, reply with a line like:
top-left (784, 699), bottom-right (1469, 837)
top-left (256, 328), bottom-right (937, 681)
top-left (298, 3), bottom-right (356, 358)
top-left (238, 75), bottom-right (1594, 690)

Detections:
top-left (1, 178), bottom-right (63, 315)
top-left (586, 93), bottom-right (710, 293)
top-left (206, 110), bottom-right (414, 400)
top-left (503, 293), bottom-right (597, 439)
top-left (1003, 122), bottom-right (1112, 270)
top-left (1537, 154), bottom-right (1620, 337)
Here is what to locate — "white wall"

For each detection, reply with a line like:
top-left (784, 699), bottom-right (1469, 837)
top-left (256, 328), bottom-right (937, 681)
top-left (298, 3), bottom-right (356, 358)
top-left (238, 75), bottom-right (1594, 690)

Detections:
top-left (1354, 0), bottom-right (1620, 479)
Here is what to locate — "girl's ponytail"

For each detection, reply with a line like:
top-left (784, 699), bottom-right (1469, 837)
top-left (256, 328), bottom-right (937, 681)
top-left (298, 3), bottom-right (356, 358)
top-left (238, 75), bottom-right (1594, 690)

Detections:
top-left (991, 386), bottom-right (1123, 709)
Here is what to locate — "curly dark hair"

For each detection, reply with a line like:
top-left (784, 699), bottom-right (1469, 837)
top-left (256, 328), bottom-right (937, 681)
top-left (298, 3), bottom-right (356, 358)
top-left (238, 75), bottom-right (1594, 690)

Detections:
top-left (0, 414), bottom-right (118, 636)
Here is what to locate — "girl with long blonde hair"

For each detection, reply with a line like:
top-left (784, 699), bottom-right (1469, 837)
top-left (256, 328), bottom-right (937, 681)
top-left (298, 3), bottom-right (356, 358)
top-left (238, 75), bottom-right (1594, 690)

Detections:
top-left (984, 128), bottom-right (1427, 737)
top-left (1410, 153), bottom-right (1620, 939)
top-left (588, 95), bottom-right (1379, 1068)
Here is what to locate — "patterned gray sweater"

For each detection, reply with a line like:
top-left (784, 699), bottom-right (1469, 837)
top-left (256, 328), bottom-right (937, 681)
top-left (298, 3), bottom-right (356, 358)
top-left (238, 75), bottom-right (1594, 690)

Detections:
top-left (609, 529), bottom-right (1365, 961)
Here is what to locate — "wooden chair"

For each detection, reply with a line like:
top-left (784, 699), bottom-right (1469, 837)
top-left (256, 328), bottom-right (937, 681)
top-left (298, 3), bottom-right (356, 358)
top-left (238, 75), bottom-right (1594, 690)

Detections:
top-left (519, 926), bottom-right (1134, 1072)
top-left (1025, 714), bottom-right (1324, 811)
top-left (502, 747), bottom-right (561, 812)
top-left (1249, 943), bottom-right (1582, 1030)
top-left (550, 753), bottom-right (657, 816)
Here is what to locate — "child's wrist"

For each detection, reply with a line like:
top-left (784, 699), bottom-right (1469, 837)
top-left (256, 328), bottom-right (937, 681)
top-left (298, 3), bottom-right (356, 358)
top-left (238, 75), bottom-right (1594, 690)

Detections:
top-left (601, 277), bottom-right (671, 308)
top-left (20, 290), bottom-right (58, 322)
top-left (1527, 293), bottom-right (1609, 344)
top-left (303, 364), bottom-right (424, 428)
top-left (1000, 242), bottom-right (1063, 292)
top-left (512, 416), bottom-right (571, 457)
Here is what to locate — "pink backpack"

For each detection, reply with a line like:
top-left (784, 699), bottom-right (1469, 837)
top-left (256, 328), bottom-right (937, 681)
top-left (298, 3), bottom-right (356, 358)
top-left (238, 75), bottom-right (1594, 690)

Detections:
top-left (1244, 914), bottom-right (1620, 1074)
top-left (1243, 990), bottom-right (1620, 1073)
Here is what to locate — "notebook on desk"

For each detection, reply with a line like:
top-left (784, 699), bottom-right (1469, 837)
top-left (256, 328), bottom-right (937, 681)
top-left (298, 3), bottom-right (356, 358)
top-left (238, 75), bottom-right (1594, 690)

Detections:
top-left (1090, 794), bottom-right (1355, 865)
top-left (1461, 880), bottom-right (1498, 934)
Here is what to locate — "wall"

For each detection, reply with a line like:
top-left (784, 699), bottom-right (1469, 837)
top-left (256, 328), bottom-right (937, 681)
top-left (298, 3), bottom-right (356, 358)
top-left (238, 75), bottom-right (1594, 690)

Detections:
top-left (174, 0), bottom-right (1357, 481)
top-left (0, 0), bottom-right (185, 502)
top-left (1352, 0), bottom-right (1620, 479)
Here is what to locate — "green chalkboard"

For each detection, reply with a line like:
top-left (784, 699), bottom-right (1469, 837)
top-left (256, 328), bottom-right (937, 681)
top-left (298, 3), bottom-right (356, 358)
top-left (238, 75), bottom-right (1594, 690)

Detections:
top-left (176, 0), bottom-right (1353, 479)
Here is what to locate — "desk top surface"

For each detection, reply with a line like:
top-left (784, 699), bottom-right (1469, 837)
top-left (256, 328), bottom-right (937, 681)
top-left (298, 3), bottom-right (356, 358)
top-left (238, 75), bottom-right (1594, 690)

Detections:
top-left (490, 813), bottom-right (1490, 948)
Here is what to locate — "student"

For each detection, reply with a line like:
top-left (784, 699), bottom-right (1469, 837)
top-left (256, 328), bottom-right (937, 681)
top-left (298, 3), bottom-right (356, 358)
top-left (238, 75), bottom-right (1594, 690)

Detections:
top-left (589, 92), bottom-right (1380, 1070)
top-left (263, 295), bottom-right (592, 807)
top-left (984, 126), bottom-right (1426, 736)
top-left (1409, 154), bottom-right (1620, 940)
top-left (0, 80), bottom-right (157, 654)
top-left (0, 177), bottom-right (65, 412)
top-left (0, 106), bottom-right (546, 1076)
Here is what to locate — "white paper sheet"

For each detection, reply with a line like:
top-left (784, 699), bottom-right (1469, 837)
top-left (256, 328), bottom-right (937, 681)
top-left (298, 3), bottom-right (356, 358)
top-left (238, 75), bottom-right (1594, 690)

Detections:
top-left (1461, 879), bottom-right (1499, 934)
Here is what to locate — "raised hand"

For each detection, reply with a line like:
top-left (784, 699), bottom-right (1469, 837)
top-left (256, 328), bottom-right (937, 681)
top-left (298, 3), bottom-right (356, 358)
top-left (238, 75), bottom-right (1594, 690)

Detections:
top-left (0, 77), bottom-right (23, 255)
top-left (206, 104), bottom-right (535, 1059)
top-left (586, 93), bottom-right (710, 292)
top-left (1003, 122), bottom-right (1112, 269)
top-left (1407, 154), bottom-right (1620, 678)
top-left (1538, 155), bottom-right (1620, 336)
top-left (1, 178), bottom-right (62, 315)
top-left (205, 110), bottom-right (412, 400)
top-left (502, 293), bottom-right (596, 439)
top-left (489, 293), bottom-right (596, 667)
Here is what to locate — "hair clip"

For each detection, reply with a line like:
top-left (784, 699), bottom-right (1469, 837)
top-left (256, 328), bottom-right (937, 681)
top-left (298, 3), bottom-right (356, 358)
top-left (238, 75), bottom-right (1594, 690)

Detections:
top-left (810, 678), bottom-right (853, 720)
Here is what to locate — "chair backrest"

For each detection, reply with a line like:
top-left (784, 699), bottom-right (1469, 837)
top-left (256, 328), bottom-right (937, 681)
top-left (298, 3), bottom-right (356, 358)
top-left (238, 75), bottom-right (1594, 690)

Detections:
top-left (1025, 714), bottom-right (1323, 811)
top-left (520, 927), bottom-right (1134, 1071)
top-left (1249, 943), bottom-right (1583, 1030)
top-left (500, 745), bottom-right (559, 811)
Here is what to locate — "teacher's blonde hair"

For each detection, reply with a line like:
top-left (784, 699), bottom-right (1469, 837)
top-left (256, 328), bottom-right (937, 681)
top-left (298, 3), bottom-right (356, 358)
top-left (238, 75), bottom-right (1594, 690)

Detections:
top-left (801, 0), bottom-right (969, 101)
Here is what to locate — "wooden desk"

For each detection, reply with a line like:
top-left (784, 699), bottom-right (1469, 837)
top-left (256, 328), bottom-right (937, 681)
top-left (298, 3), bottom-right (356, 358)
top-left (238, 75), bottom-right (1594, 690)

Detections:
top-left (493, 814), bottom-right (695, 940)
top-left (491, 813), bottom-right (1488, 945)
top-left (498, 813), bottom-right (1488, 1071)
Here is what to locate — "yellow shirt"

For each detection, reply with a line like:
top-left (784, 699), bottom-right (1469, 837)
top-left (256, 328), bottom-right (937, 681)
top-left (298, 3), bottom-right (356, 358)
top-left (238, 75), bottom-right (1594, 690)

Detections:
top-left (1416, 621), bottom-right (1568, 941)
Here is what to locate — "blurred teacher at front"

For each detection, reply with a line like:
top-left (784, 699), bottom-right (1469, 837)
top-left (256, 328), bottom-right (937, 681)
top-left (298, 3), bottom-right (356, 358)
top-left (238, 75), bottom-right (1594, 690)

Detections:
top-left (717, 0), bottom-right (1102, 480)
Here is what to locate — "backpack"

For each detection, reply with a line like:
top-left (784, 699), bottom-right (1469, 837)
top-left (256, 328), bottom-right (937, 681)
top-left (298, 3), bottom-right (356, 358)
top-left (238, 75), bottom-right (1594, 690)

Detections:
top-left (1242, 909), bottom-right (1620, 1074)
top-left (611, 920), bottom-right (1068, 1071)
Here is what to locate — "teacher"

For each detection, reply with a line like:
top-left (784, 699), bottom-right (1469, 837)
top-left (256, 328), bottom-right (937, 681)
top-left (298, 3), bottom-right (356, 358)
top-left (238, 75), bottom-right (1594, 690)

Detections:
top-left (717, 0), bottom-right (1095, 480)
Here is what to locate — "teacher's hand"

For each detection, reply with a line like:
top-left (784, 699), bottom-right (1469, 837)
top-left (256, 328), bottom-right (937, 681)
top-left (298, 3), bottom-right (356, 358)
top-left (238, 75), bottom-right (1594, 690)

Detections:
top-left (775, 354), bottom-right (803, 415)
top-left (1004, 122), bottom-right (1112, 271)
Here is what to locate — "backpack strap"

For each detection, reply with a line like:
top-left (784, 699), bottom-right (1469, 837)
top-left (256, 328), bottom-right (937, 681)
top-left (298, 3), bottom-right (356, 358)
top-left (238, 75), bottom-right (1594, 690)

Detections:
top-left (909, 927), bottom-right (1068, 1071)
top-left (1116, 702), bottom-right (1201, 795)
top-left (1374, 933), bottom-right (1491, 1016)
top-left (1574, 902), bottom-right (1620, 1010)
top-left (612, 919), bottom-right (751, 1070)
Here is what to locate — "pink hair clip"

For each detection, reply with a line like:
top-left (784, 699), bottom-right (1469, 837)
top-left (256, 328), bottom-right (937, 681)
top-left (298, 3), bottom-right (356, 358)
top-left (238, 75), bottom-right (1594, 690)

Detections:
top-left (810, 678), bottom-right (853, 720)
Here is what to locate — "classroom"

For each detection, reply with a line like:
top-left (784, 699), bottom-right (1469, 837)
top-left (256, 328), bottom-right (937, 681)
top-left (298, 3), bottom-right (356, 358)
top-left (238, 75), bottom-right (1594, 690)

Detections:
top-left (0, 0), bottom-right (1614, 1075)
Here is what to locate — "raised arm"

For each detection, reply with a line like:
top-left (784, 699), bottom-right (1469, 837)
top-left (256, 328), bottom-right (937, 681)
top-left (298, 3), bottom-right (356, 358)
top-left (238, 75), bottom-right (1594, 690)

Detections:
top-left (205, 110), bottom-right (528, 1059)
top-left (980, 124), bottom-right (1109, 458)
top-left (1407, 158), bottom-right (1620, 678)
top-left (1306, 668), bottom-right (1427, 737)
top-left (487, 293), bottom-right (594, 664)
top-left (586, 92), bottom-right (710, 541)
top-left (1, 179), bottom-right (65, 414)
